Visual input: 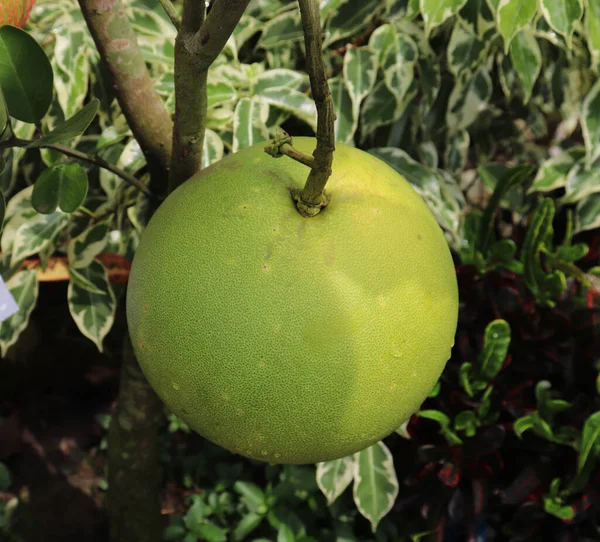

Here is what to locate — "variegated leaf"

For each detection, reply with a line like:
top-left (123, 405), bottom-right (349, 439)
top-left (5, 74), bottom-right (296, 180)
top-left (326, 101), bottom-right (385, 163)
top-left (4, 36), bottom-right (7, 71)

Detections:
top-left (67, 223), bottom-right (110, 270)
top-left (586, 0), bottom-right (600, 69)
top-left (447, 23), bottom-right (487, 76)
top-left (527, 146), bottom-right (585, 193)
top-left (232, 97), bottom-right (269, 152)
top-left (445, 130), bottom-right (470, 174)
top-left (258, 11), bottom-right (302, 48)
top-left (420, 0), bottom-right (469, 36)
top-left (368, 23), bottom-right (395, 66)
top-left (202, 129), bottom-right (224, 169)
top-left (259, 88), bottom-right (317, 131)
top-left (496, 0), bottom-right (539, 52)
top-left (580, 79), bottom-right (600, 169)
top-left (458, 0), bottom-right (496, 37)
top-left (352, 442), bottom-right (399, 532)
top-left (343, 45), bottom-right (378, 117)
top-left (382, 33), bottom-right (418, 105)
top-left (446, 68), bottom-right (493, 134)
top-left (326, 0), bottom-right (381, 45)
top-left (575, 192), bottom-right (600, 233)
top-left (509, 29), bottom-right (542, 104)
top-left (68, 260), bottom-right (116, 352)
top-left (316, 456), bottom-right (355, 505)
top-left (0, 270), bottom-right (38, 357)
top-left (561, 161), bottom-right (600, 204)
top-left (253, 69), bottom-right (306, 94)
top-left (329, 77), bottom-right (356, 143)
top-left (540, 0), bottom-right (583, 45)
top-left (11, 210), bottom-right (69, 265)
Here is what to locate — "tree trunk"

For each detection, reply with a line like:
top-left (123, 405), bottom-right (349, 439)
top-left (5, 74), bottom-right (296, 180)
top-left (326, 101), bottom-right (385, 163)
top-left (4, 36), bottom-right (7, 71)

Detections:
top-left (106, 335), bottom-right (165, 542)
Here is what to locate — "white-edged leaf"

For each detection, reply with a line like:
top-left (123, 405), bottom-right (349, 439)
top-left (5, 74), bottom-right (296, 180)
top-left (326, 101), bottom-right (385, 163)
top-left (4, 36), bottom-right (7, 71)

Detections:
top-left (259, 87), bottom-right (317, 131)
top-left (253, 69), bottom-right (306, 94)
top-left (444, 129), bottom-right (470, 174)
top-left (420, 0), bottom-right (469, 36)
top-left (259, 11), bottom-right (302, 48)
top-left (207, 81), bottom-right (237, 109)
top-left (382, 33), bottom-right (418, 106)
top-left (11, 211), bottom-right (69, 264)
top-left (1, 186), bottom-right (37, 256)
top-left (528, 147), bottom-right (585, 193)
top-left (326, 0), bottom-right (381, 44)
top-left (496, 0), bottom-right (539, 52)
top-left (68, 259), bottom-right (116, 352)
top-left (575, 192), bottom-right (600, 233)
top-left (509, 29), bottom-right (542, 104)
top-left (316, 456), bottom-right (355, 505)
top-left (540, 0), bottom-right (583, 46)
top-left (0, 270), bottom-right (38, 357)
top-left (202, 129), bottom-right (224, 168)
top-left (329, 77), bottom-right (356, 143)
top-left (447, 23), bottom-right (488, 76)
top-left (67, 223), bottom-right (110, 270)
top-left (233, 97), bottom-right (270, 152)
top-left (352, 442), bottom-right (398, 532)
top-left (581, 79), bottom-right (600, 169)
top-left (368, 23), bottom-right (395, 65)
top-left (446, 68), bottom-right (493, 134)
top-left (560, 161), bottom-right (600, 204)
top-left (343, 45), bottom-right (378, 113)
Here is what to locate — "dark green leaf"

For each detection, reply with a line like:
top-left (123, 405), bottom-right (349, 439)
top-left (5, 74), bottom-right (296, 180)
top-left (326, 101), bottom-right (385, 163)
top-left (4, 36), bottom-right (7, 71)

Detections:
top-left (489, 239), bottom-right (517, 261)
top-left (233, 512), bottom-right (263, 541)
top-left (0, 25), bottom-right (53, 123)
top-left (28, 99), bottom-right (100, 149)
top-left (32, 163), bottom-right (88, 214)
top-left (0, 462), bottom-right (10, 490)
top-left (163, 523), bottom-right (187, 540)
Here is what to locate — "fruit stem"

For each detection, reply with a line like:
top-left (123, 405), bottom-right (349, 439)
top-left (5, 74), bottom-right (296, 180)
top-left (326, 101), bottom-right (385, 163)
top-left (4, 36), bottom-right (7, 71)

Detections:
top-left (296, 0), bottom-right (335, 217)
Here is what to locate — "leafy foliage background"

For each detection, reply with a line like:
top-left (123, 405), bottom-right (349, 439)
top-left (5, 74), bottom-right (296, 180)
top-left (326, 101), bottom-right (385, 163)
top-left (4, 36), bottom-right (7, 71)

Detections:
top-left (0, 0), bottom-right (599, 541)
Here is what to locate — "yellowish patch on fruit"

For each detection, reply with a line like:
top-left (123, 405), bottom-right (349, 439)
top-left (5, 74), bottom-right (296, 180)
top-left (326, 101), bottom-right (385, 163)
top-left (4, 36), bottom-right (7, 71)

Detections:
top-left (126, 138), bottom-right (459, 464)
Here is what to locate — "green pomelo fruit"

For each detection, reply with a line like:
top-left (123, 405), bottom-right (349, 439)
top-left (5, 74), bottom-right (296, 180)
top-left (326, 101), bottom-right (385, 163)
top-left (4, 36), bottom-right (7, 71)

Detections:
top-left (126, 137), bottom-right (458, 464)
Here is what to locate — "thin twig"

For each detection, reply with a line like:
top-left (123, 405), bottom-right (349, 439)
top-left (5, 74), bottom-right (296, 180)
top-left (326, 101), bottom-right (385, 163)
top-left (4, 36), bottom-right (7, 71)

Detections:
top-left (158, 0), bottom-right (181, 29)
top-left (294, 0), bottom-right (335, 217)
top-left (4, 137), bottom-right (154, 199)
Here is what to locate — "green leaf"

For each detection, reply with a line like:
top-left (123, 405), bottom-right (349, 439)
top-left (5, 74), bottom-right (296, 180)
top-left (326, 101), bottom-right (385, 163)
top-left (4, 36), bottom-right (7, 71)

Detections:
top-left (207, 81), bottom-right (237, 109)
top-left (277, 524), bottom-right (296, 542)
top-left (496, 0), bottom-right (538, 52)
top-left (417, 409), bottom-right (451, 428)
top-left (446, 68), bottom-right (493, 134)
top-left (233, 512), bottom-right (263, 541)
top-left (420, 0), bottom-right (469, 36)
top-left (577, 411), bottom-right (600, 475)
top-left (0, 25), bottom-right (54, 123)
top-left (0, 87), bottom-right (8, 140)
top-left (193, 522), bottom-right (227, 542)
top-left (514, 415), bottom-right (537, 438)
top-left (575, 192), bottom-right (600, 233)
top-left (234, 481), bottom-right (266, 513)
top-left (163, 523), bottom-right (187, 540)
top-left (540, 0), bottom-right (583, 45)
top-left (0, 270), bottom-right (38, 357)
top-left (478, 319), bottom-right (511, 381)
top-left (368, 23), bottom-right (395, 66)
top-left (586, 0), bottom-right (600, 69)
top-left (67, 223), bottom-right (109, 270)
top-left (580, 79), bottom-right (600, 169)
top-left (352, 442), bottom-right (398, 532)
top-left (259, 88), bottom-right (317, 131)
top-left (0, 462), bottom-right (10, 491)
top-left (232, 97), bottom-right (269, 152)
top-left (316, 456), bottom-right (355, 505)
top-left (11, 210), bottom-right (69, 264)
top-left (360, 81), bottom-right (406, 137)
top-left (329, 77), bottom-right (356, 144)
top-left (67, 260), bottom-right (116, 352)
top-left (454, 410), bottom-right (479, 437)
top-left (28, 99), bottom-right (100, 149)
top-left (544, 498), bottom-right (575, 521)
top-left (509, 29), bottom-right (542, 104)
top-left (32, 163), bottom-right (89, 214)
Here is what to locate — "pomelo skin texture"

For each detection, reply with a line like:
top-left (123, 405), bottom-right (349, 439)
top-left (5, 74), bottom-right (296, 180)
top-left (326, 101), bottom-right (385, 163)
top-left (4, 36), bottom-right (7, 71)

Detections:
top-left (0, 0), bottom-right (36, 27)
top-left (127, 138), bottom-right (458, 465)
